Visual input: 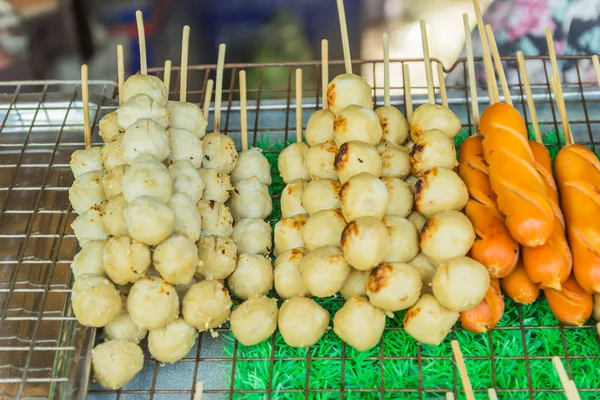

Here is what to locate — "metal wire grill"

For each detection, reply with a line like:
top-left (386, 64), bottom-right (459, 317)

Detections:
top-left (0, 55), bottom-right (599, 400)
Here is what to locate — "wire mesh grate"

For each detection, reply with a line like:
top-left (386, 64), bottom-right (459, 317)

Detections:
top-left (0, 56), bottom-right (599, 400)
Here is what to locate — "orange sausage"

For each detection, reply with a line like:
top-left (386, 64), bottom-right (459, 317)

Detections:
top-left (479, 103), bottom-right (554, 247)
top-left (554, 144), bottom-right (600, 293)
top-left (458, 136), bottom-right (519, 278)
top-left (521, 142), bottom-right (572, 290)
top-left (544, 275), bottom-right (593, 326)
top-left (460, 279), bottom-right (505, 333)
top-left (501, 261), bottom-right (540, 304)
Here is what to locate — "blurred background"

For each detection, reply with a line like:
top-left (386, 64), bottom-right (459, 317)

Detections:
top-left (0, 0), bottom-right (493, 87)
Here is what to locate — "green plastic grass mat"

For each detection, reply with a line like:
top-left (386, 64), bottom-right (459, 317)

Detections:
top-left (220, 134), bottom-right (600, 399)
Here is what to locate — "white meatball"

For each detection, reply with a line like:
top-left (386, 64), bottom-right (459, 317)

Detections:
top-left (278, 142), bottom-right (310, 184)
top-left (169, 193), bottom-right (202, 242)
top-left (70, 147), bottom-right (104, 178)
top-left (199, 168), bottom-right (233, 203)
top-left (381, 177), bottom-right (412, 217)
top-left (170, 160), bottom-right (205, 203)
top-left (327, 73), bottom-right (373, 114)
top-left (334, 105), bottom-right (382, 147)
top-left (182, 280), bottom-right (232, 331)
top-left (72, 275), bottom-right (121, 327)
top-left (232, 218), bottom-right (272, 255)
top-left (197, 200), bottom-right (233, 237)
top-left (403, 294), bottom-right (459, 346)
top-left (202, 133), bottom-right (238, 173)
top-left (196, 235), bottom-right (238, 280)
top-left (407, 211), bottom-right (427, 233)
top-left (102, 236), bottom-right (151, 285)
top-left (299, 245), bottom-right (350, 297)
top-left (301, 209), bottom-right (346, 251)
top-left (169, 128), bottom-right (204, 168)
top-left (231, 148), bottom-right (271, 185)
top-left (305, 141), bottom-right (338, 181)
top-left (306, 109), bottom-right (335, 146)
top-left (420, 211), bottom-right (475, 266)
top-left (122, 154), bottom-right (172, 203)
top-left (366, 262), bottom-right (422, 311)
top-left (69, 170), bottom-right (105, 214)
top-left (341, 216), bottom-right (389, 271)
top-left (228, 254), bottom-right (273, 299)
top-left (229, 178), bottom-right (272, 220)
top-left (409, 129), bottom-right (457, 175)
top-left (125, 196), bottom-right (175, 246)
top-left (278, 296), bottom-right (330, 347)
top-left (383, 217), bottom-right (418, 263)
top-left (104, 311), bottom-right (147, 343)
top-left (376, 106), bottom-right (409, 146)
top-left (99, 111), bottom-right (123, 142)
top-left (340, 172), bottom-right (389, 222)
top-left (415, 167), bottom-right (469, 217)
top-left (122, 119), bottom-right (170, 164)
top-left (333, 296), bottom-right (385, 351)
top-left (432, 256), bottom-right (490, 312)
top-left (340, 269), bottom-right (370, 300)
top-left (281, 179), bottom-right (308, 218)
top-left (154, 234), bottom-right (198, 285)
top-left (148, 318), bottom-right (198, 363)
top-left (274, 248), bottom-right (310, 299)
top-left (301, 179), bottom-right (341, 215)
top-left (102, 195), bottom-right (128, 237)
top-left (127, 276), bottom-right (179, 329)
top-left (72, 207), bottom-right (108, 246)
top-left (334, 141), bottom-right (382, 184)
top-left (122, 74), bottom-right (168, 105)
top-left (101, 165), bottom-right (127, 200)
top-left (92, 339), bottom-right (143, 389)
top-left (409, 103), bottom-right (461, 141)
top-left (117, 93), bottom-right (169, 130)
top-left (71, 240), bottom-right (106, 278)
top-left (101, 133), bottom-right (127, 171)
top-left (409, 253), bottom-right (437, 295)
top-left (230, 296), bottom-right (278, 346)
top-left (274, 214), bottom-right (307, 256)
top-left (166, 100), bottom-right (207, 138)
top-left (377, 140), bottom-right (411, 179)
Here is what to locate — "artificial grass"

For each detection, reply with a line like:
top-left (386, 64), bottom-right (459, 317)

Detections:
top-left (219, 133), bottom-right (600, 398)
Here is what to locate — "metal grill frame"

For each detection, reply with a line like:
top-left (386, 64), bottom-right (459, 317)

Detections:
top-left (0, 55), bottom-right (599, 400)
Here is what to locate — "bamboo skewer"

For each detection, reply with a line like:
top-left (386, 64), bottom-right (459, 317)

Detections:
top-left (420, 20), bottom-right (435, 104)
top-left (516, 51), bottom-right (542, 144)
top-left (463, 14), bottom-right (479, 131)
top-left (549, 75), bottom-right (574, 146)
top-left (473, 0), bottom-right (498, 104)
top-left (180, 25), bottom-right (190, 102)
top-left (81, 64), bottom-right (91, 150)
top-left (445, 393), bottom-right (455, 400)
top-left (451, 340), bottom-right (475, 400)
top-left (546, 28), bottom-right (564, 103)
top-left (592, 55), bottom-right (600, 86)
top-left (403, 64), bottom-right (413, 120)
top-left (322, 39), bottom-right (329, 110)
top-left (203, 79), bottom-right (214, 120)
top-left (336, 0), bottom-right (352, 74)
top-left (240, 71), bottom-right (248, 151)
top-left (552, 357), bottom-right (581, 400)
top-left (383, 32), bottom-right (391, 107)
top-left (117, 45), bottom-right (125, 106)
top-left (485, 24), bottom-right (512, 106)
top-left (487, 388), bottom-right (499, 400)
top-left (163, 60), bottom-right (172, 98)
top-left (214, 44), bottom-right (226, 134)
top-left (437, 63), bottom-right (448, 108)
top-left (296, 68), bottom-right (303, 143)
top-left (135, 10), bottom-right (147, 75)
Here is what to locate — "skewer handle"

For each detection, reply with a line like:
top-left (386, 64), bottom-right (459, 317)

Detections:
top-left (180, 25), bottom-right (190, 102)
top-left (403, 63), bottom-right (413, 121)
top-left (336, 0), bottom-right (352, 74)
top-left (163, 60), bottom-right (172, 98)
top-left (516, 51), bottom-right (542, 144)
top-left (240, 71), bottom-right (248, 151)
top-left (451, 340), bottom-right (475, 400)
top-left (117, 45), bottom-right (125, 106)
top-left (420, 21), bottom-right (435, 104)
top-left (296, 68), bottom-right (303, 143)
top-left (203, 79), bottom-right (214, 121)
top-left (485, 24), bottom-right (512, 106)
top-left (322, 39), bottom-right (329, 110)
top-left (592, 55), bottom-right (600, 87)
top-left (487, 388), bottom-right (499, 400)
top-left (463, 14), bottom-right (479, 131)
top-left (81, 64), bottom-right (91, 150)
top-left (473, 0), bottom-right (498, 104)
top-left (437, 63), bottom-right (448, 108)
top-left (214, 44), bottom-right (226, 134)
top-left (135, 10), bottom-right (147, 75)
top-left (383, 32), bottom-right (391, 107)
